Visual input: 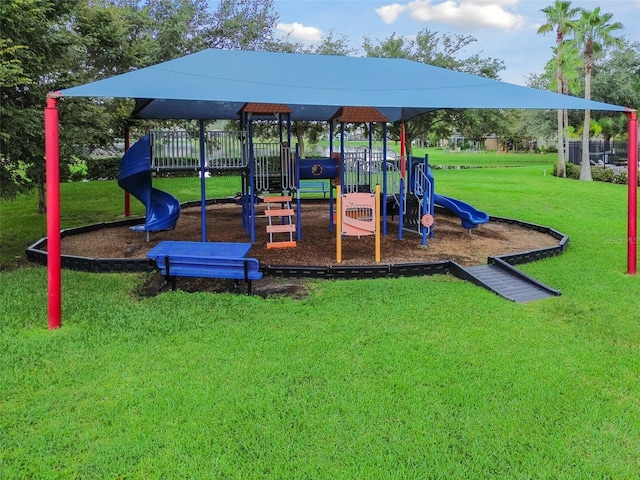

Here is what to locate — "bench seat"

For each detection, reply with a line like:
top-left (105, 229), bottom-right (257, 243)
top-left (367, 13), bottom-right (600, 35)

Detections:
top-left (298, 180), bottom-right (330, 197)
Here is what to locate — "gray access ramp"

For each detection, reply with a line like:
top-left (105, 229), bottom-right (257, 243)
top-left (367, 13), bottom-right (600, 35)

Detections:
top-left (450, 257), bottom-right (560, 303)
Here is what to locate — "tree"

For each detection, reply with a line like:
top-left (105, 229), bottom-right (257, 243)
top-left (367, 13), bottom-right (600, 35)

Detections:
top-left (590, 39), bottom-right (640, 146)
top-left (202, 0), bottom-right (278, 50)
top-left (1, 0), bottom-right (82, 207)
top-left (591, 40), bottom-right (640, 110)
top-left (0, 38), bottom-right (29, 87)
top-left (456, 109), bottom-right (509, 148)
top-left (0, 36), bottom-right (31, 198)
top-left (537, 0), bottom-right (580, 178)
top-left (67, 0), bottom-right (212, 153)
top-left (573, 7), bottom-right (623, 180)
top-left (1, 0), bottom-right (251, 208)
top-left (146, 0), bottom-right (210, 60)
top-left (543, 42), bottom-right (582, 164)
top-left (363, 28), bottom-right (505, 156)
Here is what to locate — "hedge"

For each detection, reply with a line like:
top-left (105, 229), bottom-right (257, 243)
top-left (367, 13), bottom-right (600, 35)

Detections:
top-left (86, 157), bottom-right (121, 180)
top-left (553, 163), bottom-right (638, 185)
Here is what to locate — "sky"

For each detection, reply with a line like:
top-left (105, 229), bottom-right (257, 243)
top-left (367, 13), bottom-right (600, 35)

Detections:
top-left (267, 0), bottom-right (640, 86)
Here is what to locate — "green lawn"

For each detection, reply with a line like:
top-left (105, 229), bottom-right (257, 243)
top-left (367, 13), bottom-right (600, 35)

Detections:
top-left (1, 164), bottom-right (640, 478)
top-left (313, 140), bottom-right (554, 167)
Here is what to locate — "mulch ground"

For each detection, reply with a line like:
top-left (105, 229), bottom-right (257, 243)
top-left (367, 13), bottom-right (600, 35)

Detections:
top-left (59, 201), bottom-right (560, 298)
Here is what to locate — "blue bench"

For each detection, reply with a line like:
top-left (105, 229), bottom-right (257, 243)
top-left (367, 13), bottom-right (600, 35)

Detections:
top-left (153, 254), bottom-right (263, 294)
top-left (298, 180), bottom-right (330, 198)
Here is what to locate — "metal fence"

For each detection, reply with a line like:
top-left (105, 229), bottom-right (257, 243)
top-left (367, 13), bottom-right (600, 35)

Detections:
top-left (567, 140), bottom-right (630, 166)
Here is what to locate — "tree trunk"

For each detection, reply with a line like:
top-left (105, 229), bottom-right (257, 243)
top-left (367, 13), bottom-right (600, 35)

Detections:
top-left (580, 66), bottom-right (593, 181)
top-left (555, 40), bottom-right (566, 177)
top-left (295, 131), bottom-right (306, 158)
top-left (556, 108), bottom-right (566, 177)
top-left (580, 109), bottom-right (593, 180)
top-left (563, 109), bottom-right (570, 166)
top-left (38, 179), bottom-right (46, 213)
top-left (405, 133), bottom-right (414, 158)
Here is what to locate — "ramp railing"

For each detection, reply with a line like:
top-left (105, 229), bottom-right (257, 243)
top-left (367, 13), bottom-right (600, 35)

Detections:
top-left (403, 161), bottom-right (433, 235)
top-left (384, 159), bottom-right (403, 214)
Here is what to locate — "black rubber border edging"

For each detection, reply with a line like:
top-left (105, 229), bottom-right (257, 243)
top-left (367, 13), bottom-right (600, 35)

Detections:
top-left (25, 206), bottom-right (569, 279)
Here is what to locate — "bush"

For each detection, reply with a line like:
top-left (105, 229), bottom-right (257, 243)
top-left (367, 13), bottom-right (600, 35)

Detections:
top-left (613, 171), bottom-right (628, 185)
top-left (87, 157), bottom-right (121, 180)
top-left (67, 157), bottom-right (88, 182)
top-left (555, 163), bottom-right (640, 186)
top-left (591, 167), bottom-right (615, 183)
top-left (567, 162), bottom-right (581, 179)
top-left (552, 162), bottom-right (580, 178)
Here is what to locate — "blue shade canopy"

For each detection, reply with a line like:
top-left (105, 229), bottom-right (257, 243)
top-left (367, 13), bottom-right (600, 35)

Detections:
top-left (59, 49), bottom-right (629, 121)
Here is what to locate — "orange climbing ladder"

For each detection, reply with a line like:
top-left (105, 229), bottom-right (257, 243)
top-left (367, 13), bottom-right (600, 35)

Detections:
top-left (264, 195), bottom-right (297, 249)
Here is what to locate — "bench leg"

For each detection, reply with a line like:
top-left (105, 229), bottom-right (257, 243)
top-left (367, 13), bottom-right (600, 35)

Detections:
top-left (164, 255), bottom-right (177, 291)
top-left (162, 275), bottom-right (176, 291)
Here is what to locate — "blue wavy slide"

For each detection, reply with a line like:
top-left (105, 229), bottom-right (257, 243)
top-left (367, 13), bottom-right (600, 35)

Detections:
top-left (433, 193), bottom-right (489, 230)
top-left (117, 134), bottom-right (180, 232)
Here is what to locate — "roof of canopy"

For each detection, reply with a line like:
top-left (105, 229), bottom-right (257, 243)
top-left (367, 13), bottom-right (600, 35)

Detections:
top-left (59, 48), bottom-right (630, 122)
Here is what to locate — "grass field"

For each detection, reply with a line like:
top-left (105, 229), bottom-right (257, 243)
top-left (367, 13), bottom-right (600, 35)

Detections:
top-left (312, 141), bottom-right (553, 167)
top-left (1, 156), bottom-right (640, 478)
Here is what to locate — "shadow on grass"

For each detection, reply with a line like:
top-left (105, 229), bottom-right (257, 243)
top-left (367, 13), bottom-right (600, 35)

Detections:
top-left (134, 272), bottom-right (312, 300)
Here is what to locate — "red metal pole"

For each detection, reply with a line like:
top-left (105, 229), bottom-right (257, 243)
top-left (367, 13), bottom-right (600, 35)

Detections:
top-left (124, 124), bottom-right (131, 217)
top-left (626, 110), bottom-right (638, 275)
top-left (45, 92), bottom-right (62, 329)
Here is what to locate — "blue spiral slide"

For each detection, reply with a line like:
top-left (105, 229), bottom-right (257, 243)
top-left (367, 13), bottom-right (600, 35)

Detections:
top-left (117, 135), bottom-right (180, 232)
top-left (433, 193), bottom-right (489, 230)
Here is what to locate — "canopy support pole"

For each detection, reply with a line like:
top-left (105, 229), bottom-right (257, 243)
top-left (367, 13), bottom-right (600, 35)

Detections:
top-left (124, 124), bottom-right (131, 217)
top-left (627, 110), bottom-right (638, 275)
top-left (199, 120), bottom-right (207, 242)
top-left (382, 123), bottom-right (388, 236)
top-left (45, 92), bottom-right (62, 329)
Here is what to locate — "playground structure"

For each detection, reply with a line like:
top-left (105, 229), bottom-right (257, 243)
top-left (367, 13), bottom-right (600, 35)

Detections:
top-left (46, 114), bottom-right (563, 305)
top-left (117, 104), bottom-right (490, 251)
top-left (43, 48), bottom-right (637, 329)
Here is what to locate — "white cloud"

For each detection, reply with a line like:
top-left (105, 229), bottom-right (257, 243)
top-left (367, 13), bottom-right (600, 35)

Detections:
top-left (376, 3), bottom-right (408, 24)
top-left (376, 0), bottom-right (525, 30)
top-left (276, 22), bottom-right (323, 43)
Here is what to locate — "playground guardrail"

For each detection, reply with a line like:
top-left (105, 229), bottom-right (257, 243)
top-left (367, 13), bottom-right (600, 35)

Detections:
top-left (150, 129), bottom-right (253, 171)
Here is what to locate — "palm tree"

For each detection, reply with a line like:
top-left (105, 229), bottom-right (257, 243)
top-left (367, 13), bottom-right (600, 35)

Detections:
top-left (574, 7), bottom-right (623, 181)
top-left (545, 42), bottom-right (582, 167)
top-left (537, 1), bottom-right (580, 177)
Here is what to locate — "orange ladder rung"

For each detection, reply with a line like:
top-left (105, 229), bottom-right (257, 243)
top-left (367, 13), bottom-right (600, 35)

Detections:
top-left (263, 195), bottom-right (292, 203)
top-left (266, 224), bottom-right (297, 233)
top-left (264, 208), bottom-right (295, 217)
top-left (267, 241), bottom-right (297, 249)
